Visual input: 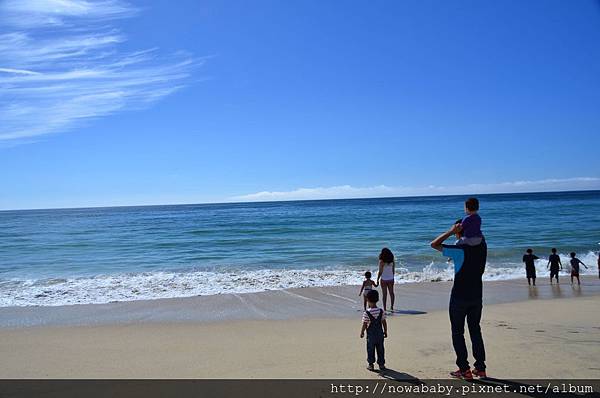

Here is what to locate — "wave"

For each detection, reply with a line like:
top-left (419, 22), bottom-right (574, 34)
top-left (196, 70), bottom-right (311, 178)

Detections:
top-left (1, 251), bottom-right (597, 307)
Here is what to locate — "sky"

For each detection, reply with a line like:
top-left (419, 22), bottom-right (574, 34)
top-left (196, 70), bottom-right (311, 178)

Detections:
top-left (1, 0), bottom-right (600, 210)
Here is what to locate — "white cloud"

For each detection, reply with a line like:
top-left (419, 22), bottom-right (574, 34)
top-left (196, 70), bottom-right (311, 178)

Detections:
top-left (0, 0), bottom-right (135, 27)
top-left (230, 177), bottom-right (600, 202)
top-left (0, 0), bottom-right (196, 143)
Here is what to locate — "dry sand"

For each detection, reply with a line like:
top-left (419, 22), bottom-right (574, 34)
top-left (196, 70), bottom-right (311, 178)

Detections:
top-left (1, 284), bottom-right (599, 379)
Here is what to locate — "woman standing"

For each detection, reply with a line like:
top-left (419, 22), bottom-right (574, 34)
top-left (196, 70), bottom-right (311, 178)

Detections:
top-left (377, 248), bottom-right (396, 313)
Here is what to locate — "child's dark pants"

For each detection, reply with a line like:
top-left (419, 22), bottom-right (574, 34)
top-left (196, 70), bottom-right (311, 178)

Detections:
top-left (366, 311), bottom-right (385, 366)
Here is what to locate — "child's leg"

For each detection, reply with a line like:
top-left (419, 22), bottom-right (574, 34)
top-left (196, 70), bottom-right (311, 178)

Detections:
top-left (375, 339), bottom-right (385, 366)
top-left (366, 338), bottom-right (375, 365)
top-left (363, 296), bottom-right (367, 311)
top-left (577, 276), bottom-right (581, 285)
top-left (532, 277), bottom-right (536, 286)
top-left (527, 278), bottom-right (531, 286)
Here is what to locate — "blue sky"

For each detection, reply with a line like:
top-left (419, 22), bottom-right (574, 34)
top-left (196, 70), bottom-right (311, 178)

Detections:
top-left (1, 0), bottom-right (600, 210)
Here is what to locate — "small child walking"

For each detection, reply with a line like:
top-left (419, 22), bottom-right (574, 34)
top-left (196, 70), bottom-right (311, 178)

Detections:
top-left (360, 290), bottom-right (388, 372)
top-left (358, 271), bottom-right (378, 311)
top-left (570, 252), bottom-right (588, 285)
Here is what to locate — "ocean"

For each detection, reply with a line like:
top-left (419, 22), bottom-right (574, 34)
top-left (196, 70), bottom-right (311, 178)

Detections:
top-left (1, 191), bottom-right (599, 307)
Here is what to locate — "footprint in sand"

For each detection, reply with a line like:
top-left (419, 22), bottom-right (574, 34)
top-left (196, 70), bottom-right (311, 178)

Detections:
top-left (568, 331), bottom-right (580, 334)
top-left (535, 330), bottom-right (546, 333)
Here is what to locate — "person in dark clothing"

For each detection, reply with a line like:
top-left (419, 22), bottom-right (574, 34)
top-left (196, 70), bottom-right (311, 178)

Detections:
top-left (547, 248), bottom-right (562, 285)
top-left (431, 220), bottom-right (487, 380)
top-left (569, 252), bottom-right (588, 285)
top-left (360, 289), bottom-right (388, 372)
top-left (522, 249), bottom-right (539, 286)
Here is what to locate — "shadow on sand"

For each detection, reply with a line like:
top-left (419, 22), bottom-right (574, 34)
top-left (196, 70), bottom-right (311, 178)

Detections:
top-left (376, 368), bottom-right (422, 384)
top-left (389, 309), bottom-right (427, 315)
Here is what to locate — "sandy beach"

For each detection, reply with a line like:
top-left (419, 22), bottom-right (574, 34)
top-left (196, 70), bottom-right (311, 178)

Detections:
top-left (1, 276), bottom-right (599, 379)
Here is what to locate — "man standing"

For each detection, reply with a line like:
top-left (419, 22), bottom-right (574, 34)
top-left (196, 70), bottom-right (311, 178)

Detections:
top-left (430, 220), bottom-right (487, 380)
top-left (522, 249), bottom-right (539, 286)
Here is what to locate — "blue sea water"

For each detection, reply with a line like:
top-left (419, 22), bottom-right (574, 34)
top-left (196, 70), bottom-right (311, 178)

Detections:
top-left (1, 191), bottom-right (599, 306)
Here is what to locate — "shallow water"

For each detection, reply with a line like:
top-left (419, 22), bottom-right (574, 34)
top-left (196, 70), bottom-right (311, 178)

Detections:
top-left (1, 191), bottom-right (599, 306)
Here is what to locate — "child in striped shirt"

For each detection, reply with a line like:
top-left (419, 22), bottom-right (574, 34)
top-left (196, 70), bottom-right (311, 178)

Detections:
top-left (360, 290), bottom-right (388, 371)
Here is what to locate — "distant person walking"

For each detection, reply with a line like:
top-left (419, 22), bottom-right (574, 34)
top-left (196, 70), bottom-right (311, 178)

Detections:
top-left (569, 252), bottom-right (588, 285)
top-left (522, 249), bottom-right (539, 286)
top-left (431, 219), bottom-right (488, 380)
top-left (376, 248), bottom-right (396, 313)
top-left (547, 248), bottom-right (562, 285)
top-left (597, 252), bottom-right (600, 279)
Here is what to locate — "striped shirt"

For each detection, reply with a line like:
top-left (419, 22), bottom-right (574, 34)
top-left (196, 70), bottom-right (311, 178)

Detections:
top-left (362, 307), bottom-right (385, 325)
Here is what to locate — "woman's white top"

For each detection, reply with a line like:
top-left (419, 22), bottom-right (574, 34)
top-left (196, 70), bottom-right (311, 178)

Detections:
top-left (380, 262), bottom-right (394, 281)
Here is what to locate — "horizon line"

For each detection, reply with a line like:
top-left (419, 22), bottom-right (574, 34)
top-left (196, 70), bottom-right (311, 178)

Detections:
top-left (1, 187), bottom-right (599, 213)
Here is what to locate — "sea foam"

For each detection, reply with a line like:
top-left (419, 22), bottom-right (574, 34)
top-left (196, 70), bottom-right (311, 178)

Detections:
top-left (1, 251), bottom-right (597, 307)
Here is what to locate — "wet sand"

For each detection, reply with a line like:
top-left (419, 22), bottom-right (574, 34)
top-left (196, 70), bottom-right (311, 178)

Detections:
top-left (0, 276), bottom-right (599, 378)
top-left (1, 276), bottom-right (599, 328)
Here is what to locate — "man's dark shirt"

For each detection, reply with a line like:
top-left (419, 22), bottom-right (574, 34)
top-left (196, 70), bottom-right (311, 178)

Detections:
top-left (549, 254), bottom-right (561, 271)
top-left (522, 254), bottom-right (539, 268)
top-left (442, 240), bottom-right (487, 301)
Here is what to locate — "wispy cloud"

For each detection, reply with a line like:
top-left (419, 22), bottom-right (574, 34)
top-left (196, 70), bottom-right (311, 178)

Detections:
top-left (230, 177), bottom-right (600, 202)
top-left (1, 0), bottom-right (136, 27)
top-left (0, 0), bottom-right (196, 143)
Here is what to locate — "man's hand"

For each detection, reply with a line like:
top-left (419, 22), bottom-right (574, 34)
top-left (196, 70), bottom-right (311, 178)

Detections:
top-left (430, 223), bottom-right (461, 252)
top-left (384, 332), bottom-right (388, 338)
top-left (449, 222), bottom-right (461, 234)
top-left (360, 332), bottom-right (364, 338)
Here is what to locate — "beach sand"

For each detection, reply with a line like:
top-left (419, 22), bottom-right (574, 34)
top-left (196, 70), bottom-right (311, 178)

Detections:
top-left (1, 278), bottom-right (599, 379)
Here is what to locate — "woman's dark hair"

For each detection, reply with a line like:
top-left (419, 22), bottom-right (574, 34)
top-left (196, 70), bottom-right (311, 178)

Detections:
top-left (379, 248), bottom-right (394, 264)
top-left (364, 271), bottom-right (372, 279)
top-left (570, 252), bottom-right (576, 257)
top-left (527, 248), bottom-right (533, 254)
top-left (551, 248), bottom-right (557, 253)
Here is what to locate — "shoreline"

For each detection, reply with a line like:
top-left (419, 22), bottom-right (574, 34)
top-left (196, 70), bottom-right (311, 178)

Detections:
top-left (1, 276), bottom-right (599, 329)
top-left (4, 251), bottom-right (599, 308)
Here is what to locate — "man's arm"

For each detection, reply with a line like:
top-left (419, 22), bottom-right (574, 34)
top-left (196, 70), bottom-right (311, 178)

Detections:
top-left (430, 224), bottom-right (460, 252)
